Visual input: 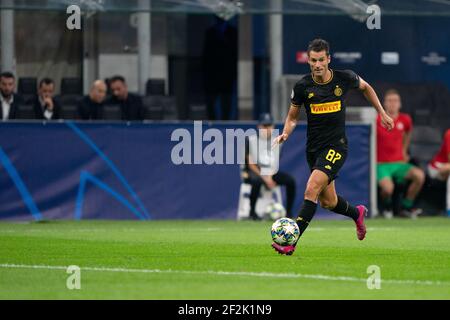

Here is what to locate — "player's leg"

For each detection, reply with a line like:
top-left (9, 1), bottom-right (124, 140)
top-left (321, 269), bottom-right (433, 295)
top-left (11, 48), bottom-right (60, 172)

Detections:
top-left (295, 169), bottom-right (329, 235)
top-left (401, 165), bottom-right (425, 215)
top-left (378, 177), bottom-right (395, 218)
top-left (319, 182), bottom-right (358, 221)
top-left (437, 163), bottom-right (450, 178)
top-left (295, 145), bottom-right (347, 236)
top-left (317, 181), bottom-right (337, 209)
top-left (312, 142), bottom-right (359, 221)
top-left (319, 181), bottom-right (367, 240)
top-left (272, 171), bottom-right (296, 218)
top-left (246, 171), bottom-right (264, 220)
top-left (377, 163), bottom-right (395, 218)
top-left (272, 169), bottom-right (327, 255)
top-left (272, 146), bottom-right (344, 255)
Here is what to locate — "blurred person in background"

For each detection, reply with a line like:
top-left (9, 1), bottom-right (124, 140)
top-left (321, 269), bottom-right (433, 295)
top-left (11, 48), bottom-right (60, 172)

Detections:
top-left (108, 76), bottom-right (144, 121)
top-left (0, 72), bottom-right (22, 121)
top-left (77, 80), bottom-right (107, 120)
top-left (32, 78), bottom-right (62, 120)
top-left (203, 17), bottom-right (237, 121)
top-left (428, 129), bottom-right (450, 216)
top-left (377, 89), bottom-right (425, 218)
top-left (243, 113), bottom-right (296, 220)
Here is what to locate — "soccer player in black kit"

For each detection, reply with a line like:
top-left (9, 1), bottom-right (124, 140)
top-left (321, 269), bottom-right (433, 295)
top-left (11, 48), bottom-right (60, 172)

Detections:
top-left (272, 39), bottom-right (394, 255)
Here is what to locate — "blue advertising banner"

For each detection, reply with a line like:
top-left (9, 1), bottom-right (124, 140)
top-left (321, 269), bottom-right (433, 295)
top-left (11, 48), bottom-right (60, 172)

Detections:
top-left (0, 122), bottom-right (370, 221)
top-left (283, 16), bottom-right (450, 88)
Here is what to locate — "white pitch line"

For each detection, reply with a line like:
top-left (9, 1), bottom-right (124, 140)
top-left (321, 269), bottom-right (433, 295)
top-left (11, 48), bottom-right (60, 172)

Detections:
top-left (0, 263), bottom-right (448, 287)
top-left (305, 227), bottom-right (398, 232)
top-left (0, 227), bottom-right (399, 234)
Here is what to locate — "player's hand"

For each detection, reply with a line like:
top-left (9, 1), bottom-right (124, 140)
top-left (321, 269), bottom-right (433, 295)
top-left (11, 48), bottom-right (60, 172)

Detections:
top-left (44, 97), bottom-right (54, 111)
top-left (380, 112), bottom-right (394, 131)
top-left (272, 133), bottom-right (289, 149)
top-left (262, 176), bottom-right (277, 189)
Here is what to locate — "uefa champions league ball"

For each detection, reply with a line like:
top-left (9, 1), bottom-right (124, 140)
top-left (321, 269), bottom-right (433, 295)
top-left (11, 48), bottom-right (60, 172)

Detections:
top-left (265, 202), bottom-right (286, 221)
top-left (271, 218), bottom-right (300, 246)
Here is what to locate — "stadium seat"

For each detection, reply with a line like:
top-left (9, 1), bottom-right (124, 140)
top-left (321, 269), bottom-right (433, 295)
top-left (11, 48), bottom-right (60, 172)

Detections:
top-left (58, 95), bottom-right (83, 108)
top-left (143, 96), bottom-right (164, 120)
top-left (142, 96), bottom-right (177, 120)
top-left (189, 103), bottom-right (207, 120)
top-left (410, 144), bottom-right (441, 169)
top-left (143, 96), bottom-right (178, 120)
top-left (236, 183), bottom-right (283, 220)
top-left (61, 78), bottom-right (83, 95)
top-left (146, 79), bottom-right (166, 96)
top-left (430, 118), bottom-right (449, 135)
top-left (16, 104), bottom-right (35, 120)
top-left (18, 77), bottom-right (37, 103)
top-left (161, 96), bottom-right (178, 120)
top-left (61, 104), bottom-right (78, 120)
top-left (411, 126), bottom-right (442, 144)
top-left (103, 104), bottom-right (122, 121)
top-left (410, 126), bottom-right (442, 168)
top-left (413, 108), bottom-right (432, 126)
top-left (58, 95), bottom-right (82, 120)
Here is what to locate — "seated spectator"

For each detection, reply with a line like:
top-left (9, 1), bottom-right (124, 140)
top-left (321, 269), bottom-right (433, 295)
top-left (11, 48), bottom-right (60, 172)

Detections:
top-left (377, 89), bottom-right (425, 218)
top-left (32, 78), bottom-right (62, 120)
top-left (77, 80), bottom-right (107, 120)
top-left (242, 113), bottom-right (296, 220)
top-left (428, 129), bottom-right (450, 216)
top-left (0, 72), bottom-right (23, 121)
top-left (108, 76), bottom-right (144, 121)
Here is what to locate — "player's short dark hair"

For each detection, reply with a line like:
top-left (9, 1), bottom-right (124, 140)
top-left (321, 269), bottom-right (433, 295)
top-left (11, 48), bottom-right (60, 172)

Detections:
top-left (384, 89), bottom-right (401, 99)
top-left (0, 71), bottom-right (15, 80)
top-left (39, 78), bottom-right (54, 88)
top-left (307, 39), bottom-right (330, 56)
top-left (109, 75), bottom-right (126, 84)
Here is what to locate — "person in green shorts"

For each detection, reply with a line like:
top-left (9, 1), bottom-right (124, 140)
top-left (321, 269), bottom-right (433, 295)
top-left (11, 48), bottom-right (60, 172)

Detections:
top-left (376, 90), bottom-right (425, 218)
top-left (377, 162), bottom-right (415, 185)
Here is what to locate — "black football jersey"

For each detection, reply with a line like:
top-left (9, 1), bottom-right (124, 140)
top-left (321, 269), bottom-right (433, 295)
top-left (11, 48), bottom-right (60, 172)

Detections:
top-left (290, 69), bottom-right (360, 152)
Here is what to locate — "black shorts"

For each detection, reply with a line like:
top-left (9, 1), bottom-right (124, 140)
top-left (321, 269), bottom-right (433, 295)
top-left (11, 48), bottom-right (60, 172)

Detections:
top-left (306, 145), bottom-right (348, 183)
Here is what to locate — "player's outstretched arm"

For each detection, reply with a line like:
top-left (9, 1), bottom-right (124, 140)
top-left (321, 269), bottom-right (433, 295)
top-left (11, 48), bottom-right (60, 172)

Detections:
top-left (272, 105), bottom-right (300, 148)
top-left (359, 77), bottom-right (394, 131)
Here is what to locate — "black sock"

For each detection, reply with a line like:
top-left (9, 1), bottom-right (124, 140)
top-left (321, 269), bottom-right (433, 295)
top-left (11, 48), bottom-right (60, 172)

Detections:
top-left (331, 196), bottom-right (359, 221)
top-left (296, 200), bottom-right (318, 236)
top-left (383, 197), bottom-right (393, 211)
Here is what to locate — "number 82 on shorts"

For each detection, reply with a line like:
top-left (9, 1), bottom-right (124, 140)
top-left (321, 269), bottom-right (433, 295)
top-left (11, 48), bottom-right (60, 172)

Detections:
top-left (325, 149), bottom-right (342, 164)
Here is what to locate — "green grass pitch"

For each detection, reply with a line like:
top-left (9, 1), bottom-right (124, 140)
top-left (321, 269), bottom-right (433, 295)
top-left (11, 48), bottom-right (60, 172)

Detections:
top-left (0, 218), bottom-right (449, 299)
